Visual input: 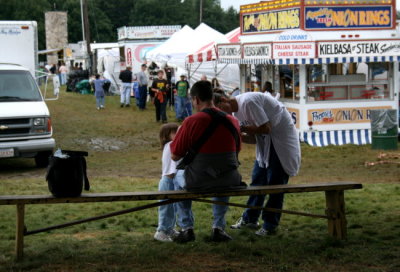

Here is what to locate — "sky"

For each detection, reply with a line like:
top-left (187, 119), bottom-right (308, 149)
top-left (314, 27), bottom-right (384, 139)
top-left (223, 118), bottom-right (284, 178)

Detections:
top-left (220, 0), bottom-right (399, 11)
top-left (220, 0), bottom-right (256, 11)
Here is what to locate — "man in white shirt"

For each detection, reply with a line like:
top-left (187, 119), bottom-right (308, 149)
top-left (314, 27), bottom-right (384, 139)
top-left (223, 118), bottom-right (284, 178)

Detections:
top-left (214, 92), bottom-right (301, 236)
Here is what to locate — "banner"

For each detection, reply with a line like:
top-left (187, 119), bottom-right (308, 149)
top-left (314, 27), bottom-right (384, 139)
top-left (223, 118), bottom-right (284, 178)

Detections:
top-left (242, 8), bottom-right (300, 34)
top-left (118, 25), bottom-right (181, 40)
top-left (305, 6), bottom-right (392, 30)
top-left (273, 42), bottom-right (315, 59)
top-left (243, 43), bottom-right (272, 60)
top-left (318, 40), bottom-right (400, 58)
top-left (273, 30), bottom-right (315, 59)
top-left (217, 44), bottom-right (242, 60)
top-left (308, 106), bottom-right (392, 125)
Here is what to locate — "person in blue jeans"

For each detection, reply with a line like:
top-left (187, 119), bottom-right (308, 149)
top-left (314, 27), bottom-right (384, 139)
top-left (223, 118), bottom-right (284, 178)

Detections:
top-left (119, 66), bottom-right (132, 107)
top-left (92, 74), bottom-right (110, 110)
top-left (174, 74), bottom-right (191, 121)
top-left (240, 143), bottom-right (288, 233)
top-left (154, 123), bottom-right (182, 242)
top-left (214, 91), bottom-right (301, 236)
top-left (137, 64), bottom-right (148, 110)
top-left (171, 80), bottom-right (242, 243)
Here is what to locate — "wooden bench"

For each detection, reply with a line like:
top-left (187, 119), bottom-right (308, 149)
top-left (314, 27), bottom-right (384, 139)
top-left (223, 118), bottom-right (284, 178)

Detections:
top-left (0, 181), bottom-right (362, 260)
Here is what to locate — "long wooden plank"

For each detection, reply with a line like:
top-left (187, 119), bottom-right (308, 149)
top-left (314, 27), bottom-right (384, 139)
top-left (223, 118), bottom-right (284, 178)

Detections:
top-left (0, 182), bottom-right (362, 205)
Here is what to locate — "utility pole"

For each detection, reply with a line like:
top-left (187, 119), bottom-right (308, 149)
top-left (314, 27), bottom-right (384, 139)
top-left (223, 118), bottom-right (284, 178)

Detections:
top-left (80, 0), bottom-right (85, 41)
top-left (199, 0), bottom-right (203, 24)
top-left (82, 0), bottom-right (92, 74)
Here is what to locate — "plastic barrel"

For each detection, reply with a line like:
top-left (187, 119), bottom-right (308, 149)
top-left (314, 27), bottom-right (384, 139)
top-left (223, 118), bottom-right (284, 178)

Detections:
top-left (370, 109), bottom-right (398, 150)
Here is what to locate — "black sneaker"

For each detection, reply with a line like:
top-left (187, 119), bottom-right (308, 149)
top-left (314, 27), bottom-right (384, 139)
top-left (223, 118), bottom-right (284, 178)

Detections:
top-left (120, 104), bottom-right (124, 108)
top-left (173, 229), bottom-right (195, 243)
top-left (211, 228), bottom-right (233, 242)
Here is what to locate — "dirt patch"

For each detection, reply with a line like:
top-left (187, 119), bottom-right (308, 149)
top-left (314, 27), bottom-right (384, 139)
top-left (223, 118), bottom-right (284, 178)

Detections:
top-left (73, 137), bottom-right (129, 152)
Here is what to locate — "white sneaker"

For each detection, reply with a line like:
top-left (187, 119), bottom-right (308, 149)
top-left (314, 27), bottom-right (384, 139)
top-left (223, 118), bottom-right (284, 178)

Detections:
top-left (100, 105), bottom-right (104, 109)
top-left (154, 230), bottom-right (173, 242)
top-left (96, 107), bottom-right (100, 110)
top-left (230, 217), bottom-right (259, 229)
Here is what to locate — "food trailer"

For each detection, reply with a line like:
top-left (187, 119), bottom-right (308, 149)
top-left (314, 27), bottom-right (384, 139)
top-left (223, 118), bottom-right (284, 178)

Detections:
top-left (217, 0), bottom-right (400, 146)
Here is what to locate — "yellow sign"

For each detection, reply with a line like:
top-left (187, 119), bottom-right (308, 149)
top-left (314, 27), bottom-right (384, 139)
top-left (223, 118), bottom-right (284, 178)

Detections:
top-left (242, 8), bottom-right (300, 33)
top-left (308, 106), bottom-right (392, 125)
top-left (65, 47), bottom-right (72, 58)
top-left (286, 107), bottom-right (299, 129)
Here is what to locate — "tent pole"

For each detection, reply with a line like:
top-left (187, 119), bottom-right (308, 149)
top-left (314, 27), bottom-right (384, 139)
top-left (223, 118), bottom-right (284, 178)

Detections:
top-left (216, 63), bottom-right (229, 77)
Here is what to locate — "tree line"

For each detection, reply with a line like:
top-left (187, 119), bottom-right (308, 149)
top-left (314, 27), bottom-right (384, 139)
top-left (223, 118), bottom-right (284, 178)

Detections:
top-left (0, 0), bottom-right (239, 50)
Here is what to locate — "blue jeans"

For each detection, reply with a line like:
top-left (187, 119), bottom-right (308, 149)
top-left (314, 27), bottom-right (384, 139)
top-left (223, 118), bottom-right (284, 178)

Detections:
top-left (174, 96), bottom-right (191, 120)
top-left (139, 85), bottom-right (147, 109)
top-left (96, 96), bottom-right (104, 108)
top-left (120, 83), bottom-right (131, 105)
top-left (157, 175), bottom-right (177, 232)
top-left (60, 73), bottom-right (67, 85)
top-left (242, 143), bottom-right (289, 231)
top-left (173, 170), bottom-right (230, 230)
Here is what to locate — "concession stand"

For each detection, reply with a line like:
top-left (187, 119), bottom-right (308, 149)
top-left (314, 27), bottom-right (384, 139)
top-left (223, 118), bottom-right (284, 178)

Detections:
top-left (217, 0), bottom-right (400, 146)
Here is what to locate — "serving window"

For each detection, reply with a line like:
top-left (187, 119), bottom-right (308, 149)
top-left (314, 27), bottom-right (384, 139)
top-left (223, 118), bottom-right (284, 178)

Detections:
top-left (278, 65), bottom-right (300, 101)
top-left (306, 62), bottom-right (391, 102)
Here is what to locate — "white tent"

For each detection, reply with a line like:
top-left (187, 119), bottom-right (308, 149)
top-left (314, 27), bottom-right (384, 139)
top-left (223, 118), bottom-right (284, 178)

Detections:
top-left (145, 23), bottom-right (232, 86)
top-left (145, 25), bottom-right (195, 65)
top-left (91, 43), bottom-right (121, 94)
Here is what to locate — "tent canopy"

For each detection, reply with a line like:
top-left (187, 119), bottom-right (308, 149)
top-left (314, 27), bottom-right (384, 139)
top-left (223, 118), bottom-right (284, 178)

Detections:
top-left (146, 23), bottom-right (225, 68)
top-left (187, 27), bottom-right (240, 63)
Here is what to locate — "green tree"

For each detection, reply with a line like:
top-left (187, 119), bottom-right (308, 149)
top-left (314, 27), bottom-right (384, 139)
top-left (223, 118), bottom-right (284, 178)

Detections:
top-left (0, 0), bottom-right (240, 49)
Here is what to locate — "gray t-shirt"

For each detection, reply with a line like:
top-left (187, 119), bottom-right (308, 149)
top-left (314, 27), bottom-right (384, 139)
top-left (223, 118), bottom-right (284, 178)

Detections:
top-left (137, 70), bottom-right (148, 86)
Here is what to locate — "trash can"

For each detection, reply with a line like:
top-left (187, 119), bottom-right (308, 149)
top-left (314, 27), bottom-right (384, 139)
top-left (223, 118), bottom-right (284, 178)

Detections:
top-left (76, 79), bottom-right (91, 95)
top-left (370, 109), bottom-right (398, 150)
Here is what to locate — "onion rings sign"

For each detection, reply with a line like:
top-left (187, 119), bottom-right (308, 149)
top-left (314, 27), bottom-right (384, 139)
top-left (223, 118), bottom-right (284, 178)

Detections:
top-left (308, 106), bottom-right (392, 125)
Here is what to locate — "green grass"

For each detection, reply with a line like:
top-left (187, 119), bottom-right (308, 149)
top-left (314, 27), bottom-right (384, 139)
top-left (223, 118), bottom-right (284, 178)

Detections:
top-left (0, 89), bottom-right (399, 271)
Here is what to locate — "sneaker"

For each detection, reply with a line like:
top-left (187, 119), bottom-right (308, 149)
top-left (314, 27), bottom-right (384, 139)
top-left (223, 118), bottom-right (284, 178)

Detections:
top-left (211, 228), bottom-right (232, 242)
top-left (230, 217), bottom-right (259, 230)
top-left (166, 229), bottom-right (179, 239)
top-left (125, 104), bottom-right (130, 107)
top-left (100, 105), bottom-right (104, 109)
top-left (154, 230), bottom-right (173, 242)
top-left (96, 107), bottom-right (100, 110)
top-left (173, 228), bottom-right (195, 243)
top-left (120, 104), bottom-right (124, 108)
top-left (255, 227), bottom-right (277, 236)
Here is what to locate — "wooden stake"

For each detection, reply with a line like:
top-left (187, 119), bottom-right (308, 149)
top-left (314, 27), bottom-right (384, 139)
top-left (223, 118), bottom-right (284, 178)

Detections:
top-left (325, 190), bottom-right (347, 239)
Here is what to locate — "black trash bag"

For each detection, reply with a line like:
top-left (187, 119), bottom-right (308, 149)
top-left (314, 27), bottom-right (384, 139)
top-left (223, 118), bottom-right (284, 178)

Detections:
top-left (46, 150), bottom-right (90, 197)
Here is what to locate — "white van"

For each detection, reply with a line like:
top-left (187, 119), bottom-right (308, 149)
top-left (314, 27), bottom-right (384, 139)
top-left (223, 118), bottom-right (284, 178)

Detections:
top-left (0, 63), bottom-right (55, 167)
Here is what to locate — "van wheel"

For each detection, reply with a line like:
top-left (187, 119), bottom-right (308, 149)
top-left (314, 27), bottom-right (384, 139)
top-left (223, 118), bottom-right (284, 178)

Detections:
top-left (35, 152), bottom-right (51, 168)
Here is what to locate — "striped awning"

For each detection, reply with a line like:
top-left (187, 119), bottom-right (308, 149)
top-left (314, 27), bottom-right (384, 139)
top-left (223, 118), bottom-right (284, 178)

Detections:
top-left (219, 55), bottom-right (400, 65)
top-left (301, 129), bottom-right (371, 147)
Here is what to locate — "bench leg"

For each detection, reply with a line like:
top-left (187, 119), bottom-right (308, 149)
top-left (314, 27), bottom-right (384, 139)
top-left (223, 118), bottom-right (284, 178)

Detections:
top-left (15, 204), bottom-right (25, 261)
top-left (325, 190), bottom-right (347, 240)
